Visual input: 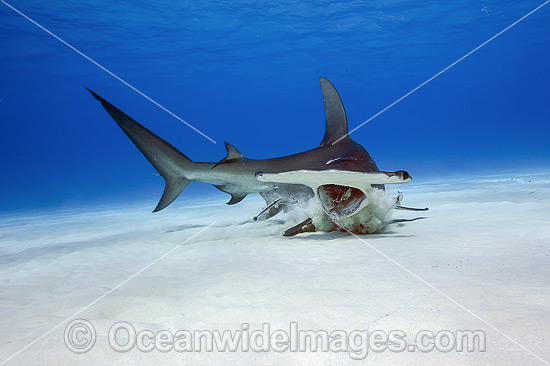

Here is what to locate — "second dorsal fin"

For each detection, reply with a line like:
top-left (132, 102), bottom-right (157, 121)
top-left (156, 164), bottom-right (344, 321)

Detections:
top-left (212, 142), bottom-right (244, 169)
top-left (224, 141), bottom-right (243, 159)
top-left (319, 77), bottom-right (349, 146)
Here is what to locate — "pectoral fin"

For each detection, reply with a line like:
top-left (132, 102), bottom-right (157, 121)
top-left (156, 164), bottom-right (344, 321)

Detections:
top-left (283, 218), bottom-right (316, 237)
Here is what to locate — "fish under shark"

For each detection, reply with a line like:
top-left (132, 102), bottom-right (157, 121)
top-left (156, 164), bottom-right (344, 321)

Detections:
top-left (87, 78), bottom-right (426, 236)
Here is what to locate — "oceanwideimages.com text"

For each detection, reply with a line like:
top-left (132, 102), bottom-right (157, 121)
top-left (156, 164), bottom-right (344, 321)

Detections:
top-left (65, 319), bottom-right (486, 360)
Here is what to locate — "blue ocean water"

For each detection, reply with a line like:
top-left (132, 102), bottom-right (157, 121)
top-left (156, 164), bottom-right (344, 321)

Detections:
top-left (1, 0), bottom-right (549, 212)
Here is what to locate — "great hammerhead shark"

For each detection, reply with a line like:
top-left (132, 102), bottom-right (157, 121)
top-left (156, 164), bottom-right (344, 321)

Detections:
top-left (87, 78), bottom-right (425, 236)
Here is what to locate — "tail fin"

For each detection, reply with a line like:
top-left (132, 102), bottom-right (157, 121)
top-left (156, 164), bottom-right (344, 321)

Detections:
top-left (86, 88), bottom-right (192, 212)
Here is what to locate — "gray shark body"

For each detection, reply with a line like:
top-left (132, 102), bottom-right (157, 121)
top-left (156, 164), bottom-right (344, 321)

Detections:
top-left (88, 78), bottom-right (416, 235)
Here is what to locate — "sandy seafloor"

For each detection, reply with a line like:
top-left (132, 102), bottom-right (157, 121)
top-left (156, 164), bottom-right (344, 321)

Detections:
top-left (1, 170), bottom-right (549, 365)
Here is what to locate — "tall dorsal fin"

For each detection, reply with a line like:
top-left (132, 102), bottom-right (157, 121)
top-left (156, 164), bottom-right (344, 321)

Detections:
top-left (319, 77), bottom-right (349, 146)
top-left (212, 142), bottom-right (244, 169)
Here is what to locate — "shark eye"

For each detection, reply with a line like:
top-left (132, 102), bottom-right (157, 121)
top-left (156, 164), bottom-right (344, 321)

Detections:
top-left (318, 184), bottom-right (365, 218)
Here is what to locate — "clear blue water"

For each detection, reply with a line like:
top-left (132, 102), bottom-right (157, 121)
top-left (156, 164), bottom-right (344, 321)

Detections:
top-left (1, 0), bottom-right (549, 211)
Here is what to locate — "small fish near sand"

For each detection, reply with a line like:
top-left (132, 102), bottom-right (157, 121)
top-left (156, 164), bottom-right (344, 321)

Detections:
top-left (88, 78), bottom-right (427, 236)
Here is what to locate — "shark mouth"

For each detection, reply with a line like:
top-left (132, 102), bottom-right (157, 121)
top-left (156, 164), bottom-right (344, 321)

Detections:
top-left (318, 184), bottom-right (366, 218)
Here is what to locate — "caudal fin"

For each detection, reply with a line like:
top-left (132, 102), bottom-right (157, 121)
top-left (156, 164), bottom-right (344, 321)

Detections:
top-left (86, 88), bottom-right (192, 212)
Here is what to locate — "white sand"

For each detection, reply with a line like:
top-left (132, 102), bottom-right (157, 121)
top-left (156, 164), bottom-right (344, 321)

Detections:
top-left (1, 170), bottom-right (549, 365)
